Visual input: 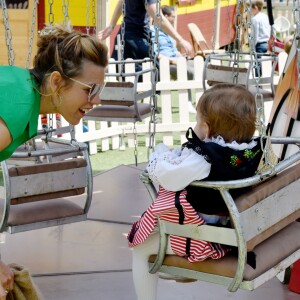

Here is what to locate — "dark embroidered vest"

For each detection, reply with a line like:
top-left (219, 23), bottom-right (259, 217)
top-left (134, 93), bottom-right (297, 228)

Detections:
top-left (183, 128), bottom-right (263, 214)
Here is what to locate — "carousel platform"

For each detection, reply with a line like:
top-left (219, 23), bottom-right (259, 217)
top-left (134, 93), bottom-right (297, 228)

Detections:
top-left (0, 163), bottom-right (298, 300)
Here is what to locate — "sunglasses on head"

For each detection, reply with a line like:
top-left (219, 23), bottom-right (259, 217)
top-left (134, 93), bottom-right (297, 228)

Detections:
top-left (69, 77), bottom-right (106, 102)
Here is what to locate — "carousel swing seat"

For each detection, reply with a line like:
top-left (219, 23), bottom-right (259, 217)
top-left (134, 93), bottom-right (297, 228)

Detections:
top-left (142, 41), bottom-right (300, 291)
top-left (203, 53), bottom-right (277, 102)
top-left (85, 61), bottom-right (155, 123)
top-left (0, 137), bottom-right (93, 234)
top-left (145, 150), bottom-right (300, 291)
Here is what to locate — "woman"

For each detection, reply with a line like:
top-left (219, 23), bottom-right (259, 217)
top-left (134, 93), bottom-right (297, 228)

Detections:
top-left (0, 23), bottom-right (108, 160)
top-left (0, 23), bottom-right (108, 297)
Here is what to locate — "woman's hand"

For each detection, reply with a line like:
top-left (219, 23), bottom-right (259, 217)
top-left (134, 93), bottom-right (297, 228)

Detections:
top-left (0, 262), bottom-right (14, 299)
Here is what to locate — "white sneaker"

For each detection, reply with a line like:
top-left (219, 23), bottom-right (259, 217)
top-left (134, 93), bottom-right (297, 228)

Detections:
top-left (188, 102), bottom-right (196, 113)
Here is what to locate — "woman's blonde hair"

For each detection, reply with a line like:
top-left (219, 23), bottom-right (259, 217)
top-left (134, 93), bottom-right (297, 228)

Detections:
top-left (197, 83), bottom-right (257, 143)
top-left (32, 24), bottom-right (108, 86)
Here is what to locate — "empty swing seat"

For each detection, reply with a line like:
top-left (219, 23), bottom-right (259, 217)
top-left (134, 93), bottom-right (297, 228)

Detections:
top-left (203, 53), bottom-right (277, 102)
top-left (0, 138), bottom-right (93, 233)
top-left (85, 81), bottom-right (153, 123)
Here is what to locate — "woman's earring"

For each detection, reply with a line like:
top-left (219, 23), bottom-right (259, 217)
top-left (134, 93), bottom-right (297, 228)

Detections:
top-left (56, 93), bottom-right (63, 107)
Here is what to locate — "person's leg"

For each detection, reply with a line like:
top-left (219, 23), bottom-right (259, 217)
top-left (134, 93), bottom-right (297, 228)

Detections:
top-left (186, 60), bottom-right (195, 105)
top-left (132, 232), bottom-right (174, 300)
top-left (255, 42), bottom-right (268, 77)
top-left (169, 64), bottom-right (177, 80)
top-left (125, 27), bottom-right (150, 71)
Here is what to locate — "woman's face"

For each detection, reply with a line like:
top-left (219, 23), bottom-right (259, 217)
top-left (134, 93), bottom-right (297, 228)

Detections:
top-left (57, 60), bottom-right (106, 125)
top-left (194, 111), bottom-right (209, 141)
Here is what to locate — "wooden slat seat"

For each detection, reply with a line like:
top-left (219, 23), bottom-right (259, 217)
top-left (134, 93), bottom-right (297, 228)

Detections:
top-left (233, 162), bottom-right (300, 250)
top-left (0, 138), bottom-right (93, 234)
top-left (7, 158), bottom-right (87, 205)
top-left (203, 54), bottom-right (276, 102)
top-left (205, 64), bottom-right (274, 101)
top-left (0, 199), bottom-right (84, 228)
top-left (100, 82), bottom-right (135, 106)
top-left (85, 103), bottom-right (152, 122)
top-left (149, 222), bottom-right (300, 285)
top-left (84, 73), bottom-right (154, 123)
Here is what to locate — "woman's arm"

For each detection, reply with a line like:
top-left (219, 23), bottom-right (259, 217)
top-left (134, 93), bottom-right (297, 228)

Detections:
top-left (0, 118), bottom-right (12, 152)
top-left (147, 3), bottom-right (194, 56)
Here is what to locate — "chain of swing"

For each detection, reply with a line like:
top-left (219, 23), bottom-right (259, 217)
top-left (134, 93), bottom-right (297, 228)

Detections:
top-left (293, 0), bottom-right (300, 90)
top-left (0, 0), bottom-right (15, 66)
top-left (231, 0), bottom-right (278, 171)
top-left (147, 0), bottom-right (159, 157)
top-left (86, 0), bottom-right (96, 35)
top-left (118, 0), bottom-right (159, 162)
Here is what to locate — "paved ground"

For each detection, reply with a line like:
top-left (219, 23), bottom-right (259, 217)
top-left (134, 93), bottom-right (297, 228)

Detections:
top-left (0, 164), bottom-right (298, 300)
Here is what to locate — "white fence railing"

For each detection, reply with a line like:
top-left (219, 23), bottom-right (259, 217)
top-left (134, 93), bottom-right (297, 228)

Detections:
top-left (55, 52), bottom-right (288, 155)
top-left (69, 56), bottom-right (204, 155)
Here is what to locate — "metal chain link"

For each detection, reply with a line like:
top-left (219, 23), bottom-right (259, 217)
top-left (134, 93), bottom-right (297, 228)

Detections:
top-left (227, 0), bottom-right (232, 51)
top-left (212, 0), bottom-right (218, 51)
top-left (86, 0), bottom-right (90, 34)
top-left (48, 0), bottom-right (54, 24)
top-left (293, 0), bottom-right (300, 89)
top-left (147, 0), bottom-right (160, 157)
top-left (232, 0), bottom-right (243, 84)
top-left (46, 0), bottom-right (55, 140)
top-left (62, 0), bottom-right (70, 26)
top-left (120, 0), bottom-right (126, 73)
top-left (133, 123), bottom-right (138, 165)
top-left (92, 0), bottom-right (97, 35)
top-left (26, 0), bottom-right (38, 69)
top-left (244, 0), bottom-right (272, 171)
top-left (1, 0), bottom-right (15, 65)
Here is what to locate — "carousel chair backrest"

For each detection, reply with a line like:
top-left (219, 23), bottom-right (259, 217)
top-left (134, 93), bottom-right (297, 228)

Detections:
top-left (187, 23), bottom-right (225, 58)
top-left (203, 53), bottom-right (277, 102)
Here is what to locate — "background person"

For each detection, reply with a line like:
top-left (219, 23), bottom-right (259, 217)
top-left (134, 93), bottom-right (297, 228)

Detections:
top-left (250, 0), bottom-right (271, 76)
top-left (98, 0), bottom-right (193, 73)
top-left (150, 5), bottom-right (196, 113)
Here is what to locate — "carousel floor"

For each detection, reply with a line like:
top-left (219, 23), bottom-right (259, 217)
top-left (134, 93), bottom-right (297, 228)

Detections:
top-left (0, 164), bottom-right (298, 300)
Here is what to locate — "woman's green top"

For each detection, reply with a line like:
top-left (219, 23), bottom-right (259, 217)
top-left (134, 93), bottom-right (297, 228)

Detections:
top-left (0, 66), bottom-right (40, 162)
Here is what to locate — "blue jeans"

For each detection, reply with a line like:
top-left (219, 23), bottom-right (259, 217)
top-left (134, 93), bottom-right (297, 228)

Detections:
top-left (112, 24), bottom-right (151, 75)
top-left (255, 42), bottom-right (268, 77)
